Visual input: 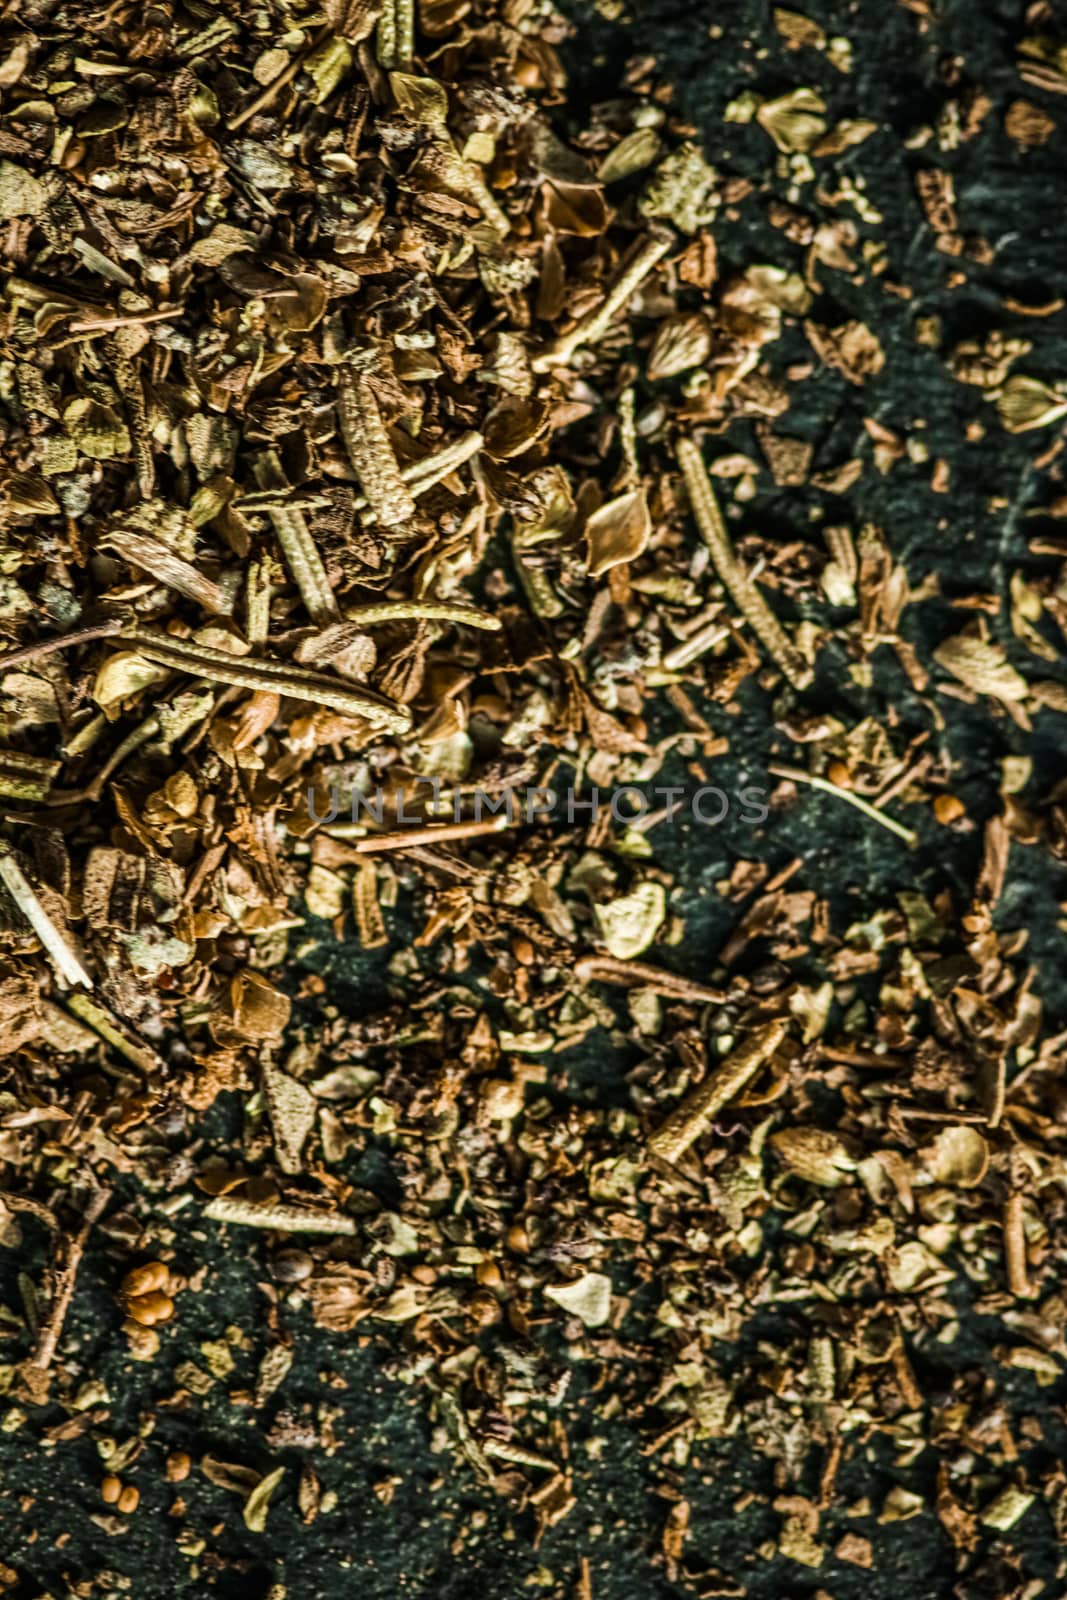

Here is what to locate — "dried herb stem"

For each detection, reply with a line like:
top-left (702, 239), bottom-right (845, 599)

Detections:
top-left (66, 993), bottom-right (166, 1076)
top-left (204, 1197), bottom-right (358, 1235)
top-left (349, 815), bottom-right (513, 853)
top-left (768, 762), bottom-right (918, 846)
top-left (404, 430), bottom-right (484, 489)
top-left (121, 631), bottom-right (411, 733)
top-left (47, 715), bottom-right (161, 807)
top-left (1004, 1192), bottom-right (1031, 1297)
top-left (0, 844), bottom-right (92, 989)
top-left (676, 438), bottom-right (813, 690)
top-left (574, 955), bottom-right (725, 1005)
top-left (0, 620), bottom-right (124, 673)
top-left (532, 230), bottom-right (674, 372)
top-left (337, 367), bottom-right (417, 527)
top-left (254, 453), bottom-right (340, 627)
top-left (647, 1020), bottom-right (788, 1164)
top-left (662, 620), bottom-right (731, 672)
top-left (344, 601), bottom-right (501, 630)
top-left (24, 1185), bottom-right (110, 1383)
top-left (377, 0), bottom-right (414, 68)
top-left (228, 30), bottom-right (328, 130)
top-left (67, 308), bottom-right (180, 335)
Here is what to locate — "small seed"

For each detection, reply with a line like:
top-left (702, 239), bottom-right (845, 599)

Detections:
top-left (466, 1289), bottom-right (502, 1329)
top-left (934, 793), bottom-right (965, 824)
top-left (826, 761), bottom-right (852, 789)
top-left (506, 1222), bottom-right (530, 1254)
top-left (117, 1485), bottom-right (139, 1514)
top-left (122, 1319), bottom-right (160, 1360)
top-left (165, 1451), bottom-right (191, 1484)
top-left (101, 1474), bottom-right (122, 1504)
top-left (121, 1260), bottom-right (170, 1298)
top-left (270, 1248), bottom-right (313, 1283)
top-left (124, 1290), bottom-right (175, 1327)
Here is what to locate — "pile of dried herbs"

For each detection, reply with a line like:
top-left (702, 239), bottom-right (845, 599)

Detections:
top-left (2, 0), bottom-right (1067, 1593)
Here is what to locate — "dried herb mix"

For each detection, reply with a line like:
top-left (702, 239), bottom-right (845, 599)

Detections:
top-left (0, 0), bottom-right (1066, 1594)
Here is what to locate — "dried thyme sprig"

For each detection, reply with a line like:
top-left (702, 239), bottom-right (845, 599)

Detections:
top-left (768, 762), bottom-right (918, 846)
top-left (344, 601), bottom-right (501, 631)
top-left (647, 1020), bottom-right (788, 1164)
top-left (204, 1197), bottom-right (357, 1235)
top-left (121, 631), bottom-right (412, 733)
top-left (336, 367), bottom-right (417, 528)
top-left (254, 452), bottom-right (340, 627)
top-left (0, 844), bottom-right (92, 989)
top-left (376, 0), bottom-right (414, 69)
top-left (676, 438), bottom-right (813, 691)
top-left (532, 230), bottom-right (674, 372)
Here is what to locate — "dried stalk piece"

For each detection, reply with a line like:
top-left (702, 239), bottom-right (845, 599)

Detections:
top-left (401, 431), bottom-right (484, 494)
top-left (768, 762), bottom-right (918, 846)
top-left (574, 956), bottom-right (725, 1005)
top-left (1004, 1192), bottom-right (1030, 1297)
top-left (349, 815), bottom-right (512, 853)
top-left (20, 1186), bottom-right (110, 1400)
top-left (647, 1020), bottom-right (788, 1164)
top-left (376, 0), bottom-right (413, 69)
top-left (336, 367), bottom-right (417, 528)
top-left (0, 619), bottom-right (124, 673)
top-left (204, 1197), bottom-right (357, 1235)
top-left (344, 601), bottom-right (501, 630)
top-left (120, 630), bottom-right (411, 733)
top-left (66, 993), bottom-right (166, 1075)
top-left (0, 844), bottom-right (92, 989)
top-left (345, 431), bottom-right (485, 516)
top-left (253, 452), bottom-right (340, 627)
top-left (676, 438), bottom-right (813, 690)
top-left (532, 230), bottom-right (674, 372)
top-left (107, 340), bottom-right (154, 499)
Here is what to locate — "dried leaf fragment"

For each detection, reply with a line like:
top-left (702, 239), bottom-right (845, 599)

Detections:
top-left (0, 160), bottom-right (44, 217)
top-left (756, 88), bottom-right (828, 153)
top-left (263, 1060), bottom-right (317, 1175)
top-left (244, 1466), bottom-right (286, 1533)
top-left (584, 489), bottom-right (652, 577)
top-left (212, 971), bottom-right (291, 1047)
top-left (933, 634), bottom-right (1028, 702)
top-left (595, 882), bottom-right (666, 960)
top-left (919, 1124), bottom-right (989, 1188)
top-left (646, 313), bottom-right (712, 381)
top-left (996, 374), bottom-right (1067, 432)
top-left (336, 367), bottom-right (416, 526)
top-left (544, 1272), bottom-right (612, 1327)
top-left (805, 319), bottom-right (885, 385)
top-left (770, 1126), bottom-right (859, 1185)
